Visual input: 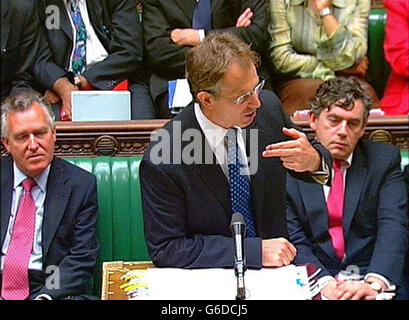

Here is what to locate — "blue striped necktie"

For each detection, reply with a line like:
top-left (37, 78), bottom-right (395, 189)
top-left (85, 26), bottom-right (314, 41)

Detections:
top-left (226, 128), bottom-right (257, 237)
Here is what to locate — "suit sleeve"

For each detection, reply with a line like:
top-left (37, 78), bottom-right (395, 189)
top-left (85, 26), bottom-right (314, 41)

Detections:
top-left (9, 0), bottom-right (43, 94)
top-left (366, 149), bottom-right (408, 284)
top-left (286, 176), bottom-right (332, 278)
top-left (37, 175), bottom-right (99, 299)
top-left (82, 0), bottom-right (144, 89)
top-left (207, 0), bottom-right (268, 54)
top-left (278, 95), bottom-right (332, 185)
top-left (140, 159), bottom-right (262, 269)
top-left (142, 0), bottom-right (190, 78)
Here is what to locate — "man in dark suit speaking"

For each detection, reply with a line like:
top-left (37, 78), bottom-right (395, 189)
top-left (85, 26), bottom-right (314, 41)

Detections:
top-left (286, 77), bottom-right (409, 299)
top-left (140, 32), bottom-right (331, 270)
top-left (0, 91), bottom-right (99, 300)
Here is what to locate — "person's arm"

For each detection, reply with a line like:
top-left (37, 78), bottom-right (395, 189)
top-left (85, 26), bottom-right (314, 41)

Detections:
top-left (143, 0), bottom-right (190, 78)
top-left (81, 0), bottom-right (144, 89)
top-left (383, 0), bottom-right (409, 78)
top-left (365, 148), bottom-right (408, 287)
top-left (140, 159), bottom-right (262, 269)
top-left (36, 176), bottom-right (99, 299)
top-left (314, 0), bottom-right (370, 71)
top-left (10, 0), bottom-right (42, 94)
top-left (207, 0), bottom-right (268, 55)
top-left (268, 0), bottom-right (335, 80)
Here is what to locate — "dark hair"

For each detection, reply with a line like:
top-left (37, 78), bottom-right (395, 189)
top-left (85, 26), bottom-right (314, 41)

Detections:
top-left (310, 77), bottom-right (372, 121)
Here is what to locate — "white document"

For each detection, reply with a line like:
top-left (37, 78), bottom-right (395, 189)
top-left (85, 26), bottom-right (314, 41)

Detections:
top-left (132, 265), bottom-right (311, 300)
top-left (71, 90), bottom-right (131, 121)
top-left (168, 79), bottom-right (193, 110)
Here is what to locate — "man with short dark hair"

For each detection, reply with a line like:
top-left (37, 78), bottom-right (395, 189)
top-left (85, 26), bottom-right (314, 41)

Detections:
top-left (286, 77), bottom-right (409, 299)
top-left (0, 91), bottom-right (99, 300)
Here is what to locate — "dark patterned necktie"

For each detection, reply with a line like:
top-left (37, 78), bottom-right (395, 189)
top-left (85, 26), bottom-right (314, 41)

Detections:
top-left (226, 129), bottom-right (257, 237)
top-left (192, 0), bottom-right (212, 30)
top-left (69, 0), bottom-right (87, 75)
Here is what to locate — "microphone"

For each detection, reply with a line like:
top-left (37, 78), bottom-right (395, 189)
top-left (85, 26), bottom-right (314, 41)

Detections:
top-left (230, 212), bottom-right (247, 300)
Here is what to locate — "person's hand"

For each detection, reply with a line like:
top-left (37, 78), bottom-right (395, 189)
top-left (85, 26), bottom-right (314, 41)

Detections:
top-left (311, 0), bottom-right (333, 14)
top-left (170, 28), bottom-right (201, 46)
top-left (261, 238), bottom-right (297, 267)
top-left (236, 8), bottom-right (253, 27)
top-left (262, 128), bottom-right (321, 172)
top-left (320, 279), bottom-right (338, 299)
top-left (52, 77), bottom-right (79, 121)
top-left (43, 89), bottom-right (61, 105)
top-left (325, 280), bottom-right (377, 300)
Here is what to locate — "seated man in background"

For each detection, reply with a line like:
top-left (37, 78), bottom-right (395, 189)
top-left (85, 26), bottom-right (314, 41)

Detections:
top-left (34, 0), bottom-right (155, 120)
top-left (268, 0), bottom-right (379, 116)
top-left (286, 77), bottom-right (408, 300)
top-left (141, 32), bottom-right (332, 270)
top-left (380, 0), bottom-right (409, 115)
top-left (1, 91), bottom-right (99, 300)
top-left (143, 0), bottom-right (271, 118)
top-left (1, 0), bottom-right (44, 100)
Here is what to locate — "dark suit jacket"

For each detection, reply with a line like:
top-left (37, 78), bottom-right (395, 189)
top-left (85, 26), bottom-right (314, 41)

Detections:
top-left (140, 90), bottom-right (331, 269)
top-left (287, 140), bottom-right (409, 298)
top-left (1, 156), bottom-right (99, 300)
top-left (34, 0), bottom-right (145, 90)
top-left (1, 0), bottom-right (43, 99)
top-left (143, 0), bottom-right (270, 102)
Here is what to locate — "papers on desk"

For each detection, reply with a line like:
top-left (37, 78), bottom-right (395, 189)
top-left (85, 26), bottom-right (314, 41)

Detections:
top-left (121, 265), bottom-right (312, 300)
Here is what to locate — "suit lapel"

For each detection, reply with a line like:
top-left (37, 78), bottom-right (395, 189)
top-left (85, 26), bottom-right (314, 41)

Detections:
top-left (299, 181), bottom-right (339, 260)
top-left (42, 159), bottom-right (71, 258)
top-left (49, 0), bottom-right (73, 40)
top-left (343, 146), bottom-right (367, 239)
top-left (174, 0), bottom-right (197, 24)
top-left (1, 156), bottom-right (13, 247)
top-left (185, 107), bottom-right (232, 217)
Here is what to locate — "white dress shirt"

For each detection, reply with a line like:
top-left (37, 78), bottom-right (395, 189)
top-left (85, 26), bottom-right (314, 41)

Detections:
top-left (194, 103), bottom-right (249, 179)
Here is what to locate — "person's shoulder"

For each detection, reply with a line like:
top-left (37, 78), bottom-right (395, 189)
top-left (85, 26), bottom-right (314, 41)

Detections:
top-left (358, 139), bottom-right (401, 165)
top-left (256, 89), bottom-right (287, 125)
top-left (53, 157), bottom-right (96, 183)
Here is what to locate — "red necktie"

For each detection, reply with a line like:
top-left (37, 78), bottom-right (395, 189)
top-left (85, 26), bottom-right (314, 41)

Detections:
top-left (327, 160), bottom-right (345, 261)
top-left (1, 178), bottom-right (37, 300)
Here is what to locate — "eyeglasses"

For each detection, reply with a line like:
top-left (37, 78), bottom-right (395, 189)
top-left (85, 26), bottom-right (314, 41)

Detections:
top-left (203, 77), bottom-right (265, 105)
top-left (233, 78), bottom-right (265, 105)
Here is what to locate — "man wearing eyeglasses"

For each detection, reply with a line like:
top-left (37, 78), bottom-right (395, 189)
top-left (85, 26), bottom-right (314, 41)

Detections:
top-left (140, 32), bottom-right (331, 269)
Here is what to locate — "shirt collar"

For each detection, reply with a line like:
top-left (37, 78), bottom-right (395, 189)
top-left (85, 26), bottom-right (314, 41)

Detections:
top-left (194, 103), bottom-right (242, 149)
top-left (13, 162), bottom-right (51, 193)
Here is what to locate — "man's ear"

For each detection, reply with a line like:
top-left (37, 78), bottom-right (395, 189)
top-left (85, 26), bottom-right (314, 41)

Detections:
top-left (309, 111), bottom-right (318, 131)
top-left (197, 91), bottom-right (214, 110)
top-left (2, 137), bottom-right (10, 153)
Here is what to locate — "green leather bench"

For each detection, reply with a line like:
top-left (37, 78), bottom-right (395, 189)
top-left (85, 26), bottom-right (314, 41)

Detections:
top-left (367, 8), bottom-right (390, 99)
top-left (64, 157), bottom-right (150, 297)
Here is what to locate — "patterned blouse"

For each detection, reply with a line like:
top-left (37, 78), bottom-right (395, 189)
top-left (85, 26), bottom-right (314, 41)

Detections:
top-left (268, 0), bottom-right (370, 81)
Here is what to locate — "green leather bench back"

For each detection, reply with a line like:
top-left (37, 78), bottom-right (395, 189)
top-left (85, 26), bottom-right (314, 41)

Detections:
top-left (64, 156), bottom-right (150, 297)
top-left (367, 8), bottom-right (390, 99)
